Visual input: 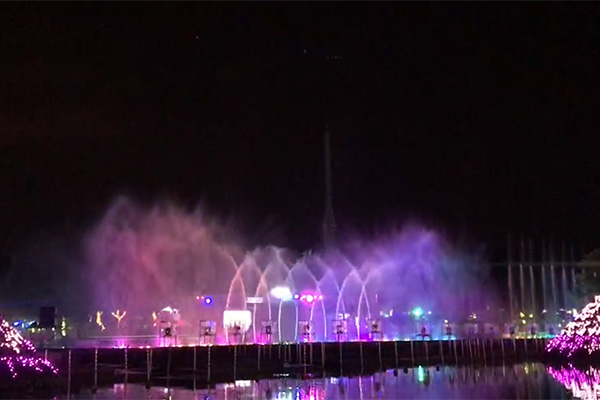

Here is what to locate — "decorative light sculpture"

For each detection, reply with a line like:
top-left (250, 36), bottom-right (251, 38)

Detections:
top-left (111, 309), bottom-right (127, 328)
top-left (0, 314), bottom-right (58, 379)
top-left (270, 287), bottom-right (293, 301)
top-left (547, 295), bottom-right (600, 357)
top-left (96, 311), bottom-right (106, 331)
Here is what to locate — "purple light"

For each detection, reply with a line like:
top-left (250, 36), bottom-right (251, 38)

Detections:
top-left (296, 293), bottom-right (322, 304)
top-left (0, 314), bottom-right (59, 379)
top-left (547, 296), bottom-right (600, 357)
top-left (204, 296), bottom-right (213, 305)
top-left (547, 365), bottom-right (600, 399)
top-left (1, 355), bottom-right (59, 378)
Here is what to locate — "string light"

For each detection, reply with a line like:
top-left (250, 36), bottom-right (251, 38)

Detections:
top-left (0, 314), bottom-right (58, 379)
top-left (1, 316), bottom-right (35, 354)
top-left (547, 295), bottom-right (600, 357)
top-left (0, 355), bottom-right (59, 378)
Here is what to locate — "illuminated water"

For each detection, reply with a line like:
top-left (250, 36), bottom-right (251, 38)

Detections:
top-left (58, 363), bottom-right (577, 399)
top-left (85, 199), bottom-right (494, 344)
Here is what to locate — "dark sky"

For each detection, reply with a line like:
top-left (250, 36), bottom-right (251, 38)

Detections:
top-left (1, 3), bottom-right (599, 254)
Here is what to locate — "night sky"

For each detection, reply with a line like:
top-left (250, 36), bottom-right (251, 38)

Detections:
top-left (1, 3), bottom-right (599, 256)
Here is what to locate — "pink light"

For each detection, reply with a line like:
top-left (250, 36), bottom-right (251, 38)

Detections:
top-left (0, 355), bottom-right (59, 378)
top-left (296, 293), bottom-right (322, 304)
top-left (0, 313), bottom-right (59, 379)
top-left (547, 296), bottom-right (600, 357)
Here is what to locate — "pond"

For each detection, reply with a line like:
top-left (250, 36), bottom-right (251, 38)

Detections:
top-left (55, 362), bottom-right (579, 399)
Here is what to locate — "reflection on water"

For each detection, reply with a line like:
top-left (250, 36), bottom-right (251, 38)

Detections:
top-left (548, 365), bottom-right (600, 400)
top-left (62, 363), bottom-right (572, 399)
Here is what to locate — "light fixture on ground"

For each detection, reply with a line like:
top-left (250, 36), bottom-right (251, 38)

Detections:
top-left (270, 287), bottom-right (293, 301)
top-left (412, 307), bottom-right (424, 318)
top-left (196, 295), bottom-right (213, 305)
top-left (246, 297), bottom-right (263, 304)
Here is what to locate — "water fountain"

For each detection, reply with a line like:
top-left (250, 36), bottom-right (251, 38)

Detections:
top-left (299, 320), bottom-right (314, 342)
top-left (158, 307), bottom-right (180, 347)
top-left (369, 318), bottom-right (383, 341)
top-left (199, 320), bottom-right (216, 344)
top-left (260, 320), bottom-right (276, 343)
top-left (80, 198), bottom-right (494, 348)
top-left (333, 319), bottom-right (348, 342)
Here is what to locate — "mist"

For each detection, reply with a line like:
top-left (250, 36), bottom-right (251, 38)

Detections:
top-left (83, 196), bottom-right (496, 334)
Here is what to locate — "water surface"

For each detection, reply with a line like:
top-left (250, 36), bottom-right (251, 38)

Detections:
top-left (64, 363), bottom-right (573, 399)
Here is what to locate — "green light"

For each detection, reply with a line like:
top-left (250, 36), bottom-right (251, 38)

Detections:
top-left (417, 366), bottom-right (425, 382)
top-left (412, 307), bottom-right (423, 317)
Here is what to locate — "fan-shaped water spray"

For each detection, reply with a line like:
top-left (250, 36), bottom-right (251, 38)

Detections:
top-left (85, 198), bottom-right (493, 344)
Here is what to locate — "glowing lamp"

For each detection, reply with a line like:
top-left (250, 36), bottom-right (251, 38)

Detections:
top-left (293, 294), bottom-right (300, 300)
top-left (270, 287), bottom-right (293, 301)
top-left (223, 310), bottom-right (252, 331)
top-left (204, 296), bottom-right (213, 305)
top-left (246, 297), bottom-right (263, 304)
top-left (111, 310), bottom-right (126, 327)
top-left (412, 307), bottom-right (423, 318)
top-left (306, 295), bottom-right (314, 303)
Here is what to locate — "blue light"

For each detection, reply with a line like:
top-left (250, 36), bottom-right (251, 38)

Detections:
top-left (204, 296), bottom-right (213, 305)
top-left (412, 307), bottom-right (423, 318)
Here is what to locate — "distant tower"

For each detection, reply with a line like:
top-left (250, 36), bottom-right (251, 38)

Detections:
top-left (322, 124), bottom-right (337, 248)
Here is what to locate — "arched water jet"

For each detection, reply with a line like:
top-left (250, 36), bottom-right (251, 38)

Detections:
top-left (251, 271), bottom-right (272, 342)
top-left (316, 268), bottom-right (344, 338)
top-left (336, 269), bottom-right (368, 340)
top-left (358, 268), bottom-right (384, 339)
top-left (85, 199), bottom-right (493, 344)
top-left (257, 257), bottom-right (291, 342)
top-left (288, 261), bottom-right (324, 340)
top-left (231, 255), bottom-right (264, 342)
